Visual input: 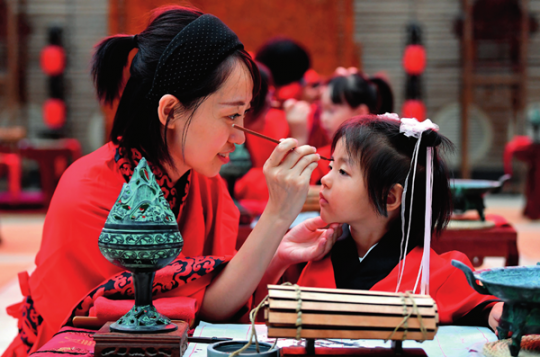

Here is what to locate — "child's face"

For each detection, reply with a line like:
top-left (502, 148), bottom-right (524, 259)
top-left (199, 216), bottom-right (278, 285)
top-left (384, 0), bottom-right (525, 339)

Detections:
top-left (319, 139), bottom-right (378, 225)
top-left (320, 86), bottom-right (358, 139)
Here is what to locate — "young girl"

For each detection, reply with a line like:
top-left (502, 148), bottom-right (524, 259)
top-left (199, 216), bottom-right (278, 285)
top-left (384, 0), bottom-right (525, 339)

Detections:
top-left (264, 114), bottom-right (503, 330)
top-left (310, 72), bottom-right (394, 184)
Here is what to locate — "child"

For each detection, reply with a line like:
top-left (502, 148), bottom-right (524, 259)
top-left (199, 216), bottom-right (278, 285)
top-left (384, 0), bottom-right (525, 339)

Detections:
top-left (266, 114), bottom-right (503, 330)
top-left (310, 72), bottom-right (394, 184)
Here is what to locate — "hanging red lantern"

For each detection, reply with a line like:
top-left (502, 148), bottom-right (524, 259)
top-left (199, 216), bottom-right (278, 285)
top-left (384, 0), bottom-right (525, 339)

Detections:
top-left (43, 98), bottom-right (66, 128)
top-left (402, 99), bottom-right (426, 122)
top-left (403, 44), bottom-right (426, 75)
top-left (40, 45), bottom-right (66, 76)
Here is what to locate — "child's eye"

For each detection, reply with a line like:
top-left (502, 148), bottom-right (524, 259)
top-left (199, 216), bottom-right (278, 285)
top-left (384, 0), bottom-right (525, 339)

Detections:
top-left (339, 169), bottom-right (348, 176)
top-left (228, 113), bottom-right (240, 120)
top-left (328, 164), bottom-right (333, 170)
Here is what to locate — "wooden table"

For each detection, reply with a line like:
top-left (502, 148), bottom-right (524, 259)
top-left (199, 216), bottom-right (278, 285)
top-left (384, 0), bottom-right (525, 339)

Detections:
top-left (433, 220), bottom-right (518, 267)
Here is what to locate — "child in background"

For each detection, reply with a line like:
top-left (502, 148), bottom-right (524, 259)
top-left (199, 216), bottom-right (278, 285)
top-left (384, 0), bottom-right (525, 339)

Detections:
top-left (310, 72), bottom-right (394, 184)
top-left (264, 114), bottom-right (503, 329)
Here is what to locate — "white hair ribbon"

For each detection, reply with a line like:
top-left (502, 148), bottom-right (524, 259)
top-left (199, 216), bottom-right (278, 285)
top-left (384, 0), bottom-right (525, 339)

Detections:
top-left (393, 117), bottom-right (438, 295)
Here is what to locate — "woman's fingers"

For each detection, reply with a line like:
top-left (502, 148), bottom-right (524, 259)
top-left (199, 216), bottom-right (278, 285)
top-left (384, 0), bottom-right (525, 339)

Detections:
top-left (265, 138), bottom-right (299, 168)
top-left (279, 144), bottom-right (317, 170)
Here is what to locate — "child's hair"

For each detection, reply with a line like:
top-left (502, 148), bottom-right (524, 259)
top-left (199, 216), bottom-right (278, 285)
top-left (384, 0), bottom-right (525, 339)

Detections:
top-left (255, 37), bottom-right (310, 87)
top-left (91, 6), bottom-right (260, 171)
top-left (332, 115), bottom-right (452, 247)
top-left (327, 74), bottom-right (394, 114)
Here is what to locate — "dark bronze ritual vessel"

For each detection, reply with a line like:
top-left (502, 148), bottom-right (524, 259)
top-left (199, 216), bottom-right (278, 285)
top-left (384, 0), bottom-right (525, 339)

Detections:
top-left (452, 260), bottom-right (540, 356)
top-left (98, 158), bottom-right (183, 333)
top-left (450, 174), bottom-right (510, 221)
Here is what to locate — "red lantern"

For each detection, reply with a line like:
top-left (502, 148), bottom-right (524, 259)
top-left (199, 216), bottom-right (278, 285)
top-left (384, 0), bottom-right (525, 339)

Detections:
top-left (43, 99), bottom-right (66, 128)
top-left (402, 99), bottom-right (426, 122)
top-left (40, 45), bottom-right (66, 76)
top-left (403, 44), bottom-right (426, 75)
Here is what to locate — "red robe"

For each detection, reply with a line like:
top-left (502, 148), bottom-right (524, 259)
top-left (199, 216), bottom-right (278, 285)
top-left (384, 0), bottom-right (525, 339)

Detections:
top-left (3, 143), bottom-right (240, 357)
top-left (298, 247), bottom-right (497, 324)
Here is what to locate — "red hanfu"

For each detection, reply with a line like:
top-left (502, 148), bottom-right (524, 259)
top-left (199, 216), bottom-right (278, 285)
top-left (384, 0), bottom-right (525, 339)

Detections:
top-left (298, 246), bottom-right (497, 325)
top-left (3, 143), bottom-right (240, 357)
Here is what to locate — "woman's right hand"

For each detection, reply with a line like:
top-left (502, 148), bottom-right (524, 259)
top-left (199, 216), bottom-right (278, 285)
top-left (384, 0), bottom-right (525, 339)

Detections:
top-left (277, 217), bottom-right (342, 266)
top-left (263, 138), bottom-right (319, 221)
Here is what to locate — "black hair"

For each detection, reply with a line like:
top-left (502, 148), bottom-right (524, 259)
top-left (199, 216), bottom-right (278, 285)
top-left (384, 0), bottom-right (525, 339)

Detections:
top-left (91, 5), bottom-right (260, 172)
top-left (255, 37), bottom-right (310, 87)
top-left (328, 74), bottom-right (394, 114)
top-left (332, 115), bottom-right (453, 247)
top-left (246, 61), bottom-right (273, 124)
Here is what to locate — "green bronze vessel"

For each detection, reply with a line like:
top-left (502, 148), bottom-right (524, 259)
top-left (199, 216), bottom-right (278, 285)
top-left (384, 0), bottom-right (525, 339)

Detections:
top-left (452, 260), bottom-right (540, 356)
top-left (98, 158), bottom-right (183, 332)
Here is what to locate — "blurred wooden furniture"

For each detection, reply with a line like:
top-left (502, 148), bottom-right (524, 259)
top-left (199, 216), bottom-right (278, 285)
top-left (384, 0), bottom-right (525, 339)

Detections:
top-left (19, 138), bottom-right (82, 207)
top-left (432, 214), bottom-right (518, 267)
top-left (513, 142), bottom-right (540, 219)
top-left (457, 0), bottom-right (535, 178)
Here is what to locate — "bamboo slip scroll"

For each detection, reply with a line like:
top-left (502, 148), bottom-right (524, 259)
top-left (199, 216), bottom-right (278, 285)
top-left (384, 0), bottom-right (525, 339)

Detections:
top-left (265, 285), bottom-right (438, 341)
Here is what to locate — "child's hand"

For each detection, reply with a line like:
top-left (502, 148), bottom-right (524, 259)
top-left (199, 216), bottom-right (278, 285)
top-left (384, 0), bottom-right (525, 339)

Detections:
top-left (489, 302), bottom-right (504, 332)
top-left (277, 217), bottom-right (342, 266)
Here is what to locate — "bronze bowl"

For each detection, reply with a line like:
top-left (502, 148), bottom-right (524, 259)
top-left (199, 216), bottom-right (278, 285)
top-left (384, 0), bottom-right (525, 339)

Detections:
top-left (98, 158), bottom-right (183, 333)
top-left (450, 174), bottom-right (510, 221)
top-left (452, 260), bottom-right (540, 356)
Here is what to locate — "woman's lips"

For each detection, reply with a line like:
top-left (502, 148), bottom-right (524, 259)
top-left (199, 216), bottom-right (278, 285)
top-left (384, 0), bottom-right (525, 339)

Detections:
top-left (217, 153), bottom-right (230, 164)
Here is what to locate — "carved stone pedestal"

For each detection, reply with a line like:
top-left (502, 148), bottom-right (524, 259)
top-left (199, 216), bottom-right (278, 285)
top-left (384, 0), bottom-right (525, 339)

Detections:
top-left (94, 321), bottom-right (189, 357)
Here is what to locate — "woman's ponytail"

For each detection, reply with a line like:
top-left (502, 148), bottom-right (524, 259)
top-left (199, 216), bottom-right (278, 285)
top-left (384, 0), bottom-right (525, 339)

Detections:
top-left (91, 35), bottom-right (137, 104)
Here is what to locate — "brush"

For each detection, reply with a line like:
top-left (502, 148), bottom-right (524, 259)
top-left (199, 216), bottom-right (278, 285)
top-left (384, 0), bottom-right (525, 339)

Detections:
top-left (232, 124), bottom-right (332, 161)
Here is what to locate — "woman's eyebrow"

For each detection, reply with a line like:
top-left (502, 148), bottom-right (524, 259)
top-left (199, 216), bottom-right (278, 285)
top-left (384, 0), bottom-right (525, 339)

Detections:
top-left (219, 101), bottom-right (247, 106)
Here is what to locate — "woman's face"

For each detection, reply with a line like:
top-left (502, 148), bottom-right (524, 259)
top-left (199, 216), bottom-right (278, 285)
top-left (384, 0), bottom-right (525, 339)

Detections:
top-left (320, 85), bottom-right (359, 139)
top-left (168, 60), bottom-right (253, 177)
top-left (319, 139), bottom-right (377, 225)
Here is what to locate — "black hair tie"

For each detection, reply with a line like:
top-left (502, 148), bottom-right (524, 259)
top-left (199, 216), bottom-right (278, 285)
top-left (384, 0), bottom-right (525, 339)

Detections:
top-left (422, 129), bottom-right (441, 147)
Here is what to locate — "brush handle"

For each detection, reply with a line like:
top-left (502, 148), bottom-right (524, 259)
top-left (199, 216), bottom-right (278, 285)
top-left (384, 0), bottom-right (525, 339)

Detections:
top-left (232, 124), bottom-right (332, 161)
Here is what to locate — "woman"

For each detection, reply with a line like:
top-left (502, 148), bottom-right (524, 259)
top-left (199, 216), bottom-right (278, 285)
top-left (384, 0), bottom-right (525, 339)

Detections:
top-left (3, 6), bottom-right (321, 356)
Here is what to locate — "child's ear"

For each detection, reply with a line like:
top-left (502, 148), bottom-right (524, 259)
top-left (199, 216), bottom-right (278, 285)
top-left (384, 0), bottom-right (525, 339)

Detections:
top-left (387, 183), bottom-right (403, 213)
top-left (158, 94), bottom-right (181, 128)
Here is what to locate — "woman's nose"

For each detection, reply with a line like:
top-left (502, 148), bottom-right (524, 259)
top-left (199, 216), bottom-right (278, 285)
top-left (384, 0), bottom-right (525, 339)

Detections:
top-left (230, 120), bottom-right (245, 145)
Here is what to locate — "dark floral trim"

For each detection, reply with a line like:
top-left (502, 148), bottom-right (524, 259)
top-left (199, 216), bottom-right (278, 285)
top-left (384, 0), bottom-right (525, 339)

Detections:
top-left (66, 256), bottom-right (226, 326)
top-left (115, 146), bottom-right (191, 216)
top-left (19, 296), bottom-right (44, 353)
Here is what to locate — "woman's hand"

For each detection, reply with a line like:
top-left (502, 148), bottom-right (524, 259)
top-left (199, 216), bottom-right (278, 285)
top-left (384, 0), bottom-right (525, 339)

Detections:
top-left (489, 302), bottom-right (504, 332)
top-left (263, 138), bottom-right (319, 221)
top-left (277, 217), bottom-right (342, 266)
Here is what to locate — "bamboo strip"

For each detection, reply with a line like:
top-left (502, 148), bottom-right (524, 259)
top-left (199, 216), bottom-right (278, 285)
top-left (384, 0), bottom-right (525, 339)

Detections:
top-left (269, 285), bottom-right (427, 299)
top-left (267, 311), bottom-right (437, 330)
top-left (269, 289), bottom-right (435, 307)
top-left (267, 327), bottom-right (436, 341)
top-left (268, 299), bottom-right (437, 316)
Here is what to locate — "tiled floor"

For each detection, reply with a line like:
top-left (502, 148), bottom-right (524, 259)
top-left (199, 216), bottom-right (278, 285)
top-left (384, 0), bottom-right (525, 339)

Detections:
top-left (0, 195), bottom-right (538, 353)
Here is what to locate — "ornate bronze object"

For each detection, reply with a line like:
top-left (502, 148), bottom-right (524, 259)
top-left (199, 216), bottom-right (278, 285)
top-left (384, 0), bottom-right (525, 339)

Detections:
top-left (452, 260), bottom-right (540, 356)
top-left (98, 158), bottom-right (183, 333)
